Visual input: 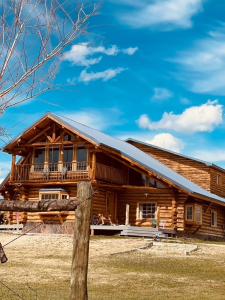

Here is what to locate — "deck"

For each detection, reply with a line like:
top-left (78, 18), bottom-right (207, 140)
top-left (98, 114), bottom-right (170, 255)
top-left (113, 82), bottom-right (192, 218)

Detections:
top-left (90, 225), bottom-right (170, 238)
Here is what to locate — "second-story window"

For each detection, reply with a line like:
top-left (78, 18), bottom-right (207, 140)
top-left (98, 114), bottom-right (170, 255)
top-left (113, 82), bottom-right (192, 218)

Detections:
top-left (34, 148), bottom-right (45, 171)
top-left (64, 147), bottom-right (73, 171)
top-left (49, 147), bottom-right (59, 171)
top-left (77, 147), bottom-right (88, 170)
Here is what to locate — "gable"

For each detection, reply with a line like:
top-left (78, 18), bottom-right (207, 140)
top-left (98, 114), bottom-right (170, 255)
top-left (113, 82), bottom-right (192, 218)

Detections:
top-left (3, 115), bottom-right (96, 156)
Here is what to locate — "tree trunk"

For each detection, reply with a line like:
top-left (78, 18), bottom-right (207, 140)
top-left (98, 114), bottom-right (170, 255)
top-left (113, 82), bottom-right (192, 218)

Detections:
top-left (70, 181), bottom-right (93, 300)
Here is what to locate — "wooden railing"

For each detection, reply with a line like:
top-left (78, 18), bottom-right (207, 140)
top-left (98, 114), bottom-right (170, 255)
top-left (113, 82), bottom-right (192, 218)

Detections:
top-left (12, 162), bottom-right (90, 183)
top-left (96, 163), bottom-right (128, 185)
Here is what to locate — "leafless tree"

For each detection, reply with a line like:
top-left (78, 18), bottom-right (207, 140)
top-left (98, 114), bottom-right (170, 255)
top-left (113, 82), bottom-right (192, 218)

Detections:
top-left (0, 0), bottom-right (97, 113)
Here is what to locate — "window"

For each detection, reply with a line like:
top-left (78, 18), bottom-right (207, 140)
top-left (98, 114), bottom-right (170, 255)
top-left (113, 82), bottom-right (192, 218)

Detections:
top-left (41, 193), bottom-right (59, 200)
top-left (185, 205), bottom-right (194, 222)
top-left (139, 203), bottom-right (156, 219)
top-left (49, 147), bottom-right (59, 171)
top-left (64, 134), bottom-right (75, 141)
top-left (77, 147), bottom-right (88, 170)
top-left (211, 210), bottom-right (217, 227)
top-left (39, 189), bottom-right (69, 201)
top-left (185, 204), bottom-right (202, 224)
top-left (34, 148), bottom-right (45, 171)
top-left (216, 174), bottom-right (222, 185)
top-left (63, 147), bottom-right (73, 171)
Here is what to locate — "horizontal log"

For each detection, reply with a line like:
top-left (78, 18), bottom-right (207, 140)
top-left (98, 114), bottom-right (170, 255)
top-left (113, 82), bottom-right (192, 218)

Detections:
top-left (0, 198), bottom-right (80, 212)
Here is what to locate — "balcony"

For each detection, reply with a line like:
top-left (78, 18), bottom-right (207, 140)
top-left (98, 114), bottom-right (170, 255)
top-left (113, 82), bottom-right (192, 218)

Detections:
top-left (12, 162), bottom-right (90, 183)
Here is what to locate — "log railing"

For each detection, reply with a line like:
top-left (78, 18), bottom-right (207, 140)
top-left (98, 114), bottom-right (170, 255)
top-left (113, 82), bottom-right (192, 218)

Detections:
top-left (96, 162), bottom-right (128, 185)
top-left (12, 162), bottom-right (90, 182)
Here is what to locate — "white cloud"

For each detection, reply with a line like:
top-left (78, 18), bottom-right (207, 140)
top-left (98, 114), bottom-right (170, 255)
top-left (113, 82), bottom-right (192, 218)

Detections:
top-left (62, 43), bottom-right (138, 67)
top-left (147, 133), bottom-right (184, 153)
top-left (114, 0), bottom-right (203, 30)
top-left (152, 87), bottom-right (173, 101)
top-left (138, 101), bottom-right (223, 134)
top-left (0, 161), bottom-right (11, 182)
top-left (175, 26), bottom-right (225, 94)
top-left (64, 108), bottom-right (124, 130)
top-left (122, 47), bottom-right (138, 55)
top-left (79, 68), bottom-right (125, 83)
top-left (192, 150), bottom-right (225, 163)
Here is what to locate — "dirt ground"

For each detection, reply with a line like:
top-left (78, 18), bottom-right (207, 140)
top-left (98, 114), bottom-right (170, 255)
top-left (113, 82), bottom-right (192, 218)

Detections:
top-left (0, 233), bottom-right (225, 300)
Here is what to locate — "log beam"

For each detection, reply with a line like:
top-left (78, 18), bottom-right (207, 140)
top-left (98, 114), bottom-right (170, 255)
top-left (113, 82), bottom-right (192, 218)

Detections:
top-left (0, 198), bottom-right (80, 212)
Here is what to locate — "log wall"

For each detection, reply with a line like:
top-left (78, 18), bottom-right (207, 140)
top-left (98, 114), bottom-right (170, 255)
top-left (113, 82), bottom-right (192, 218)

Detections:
top-left (210, 169), bottom-right (225, 198)
top-left (184, 202), bottom-right (225, 238)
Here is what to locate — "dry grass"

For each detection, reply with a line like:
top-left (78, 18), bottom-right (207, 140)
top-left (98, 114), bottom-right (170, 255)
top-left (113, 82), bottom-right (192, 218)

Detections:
top-left (0, 233), bottom-right (224, 300)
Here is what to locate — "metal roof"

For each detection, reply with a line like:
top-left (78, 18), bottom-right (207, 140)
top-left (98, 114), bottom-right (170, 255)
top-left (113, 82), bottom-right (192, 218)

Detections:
top-left (3, 113), bottom-right (225, 206)
top-left (50, 113), bottom-right (225, 205)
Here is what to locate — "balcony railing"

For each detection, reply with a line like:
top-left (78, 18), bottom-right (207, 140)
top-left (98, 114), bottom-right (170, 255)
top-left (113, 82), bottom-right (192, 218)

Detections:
top-left (12, 162), bottom-right (90, 183)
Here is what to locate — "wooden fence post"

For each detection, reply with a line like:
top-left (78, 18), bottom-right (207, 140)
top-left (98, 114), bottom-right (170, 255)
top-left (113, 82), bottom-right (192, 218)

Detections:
top-left (70, 181), bottom-right (93, 300)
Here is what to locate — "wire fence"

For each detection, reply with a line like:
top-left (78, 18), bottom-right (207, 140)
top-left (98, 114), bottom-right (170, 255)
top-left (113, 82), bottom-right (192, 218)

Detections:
top-left (0, 281), bottom-right (70, 300)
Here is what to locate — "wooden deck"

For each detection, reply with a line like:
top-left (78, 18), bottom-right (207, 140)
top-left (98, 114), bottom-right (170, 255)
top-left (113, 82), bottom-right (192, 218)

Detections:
top-left (90, 225), bottom-right (169, 238)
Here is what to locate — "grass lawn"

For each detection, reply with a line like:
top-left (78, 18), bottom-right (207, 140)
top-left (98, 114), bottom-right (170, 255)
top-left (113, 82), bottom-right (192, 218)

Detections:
top-left (0, 234), bottom-right (224, 300)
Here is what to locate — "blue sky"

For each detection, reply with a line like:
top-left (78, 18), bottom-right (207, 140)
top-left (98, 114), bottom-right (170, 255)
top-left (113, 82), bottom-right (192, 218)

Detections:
top-left (1, 0), bottom-right (225, 179)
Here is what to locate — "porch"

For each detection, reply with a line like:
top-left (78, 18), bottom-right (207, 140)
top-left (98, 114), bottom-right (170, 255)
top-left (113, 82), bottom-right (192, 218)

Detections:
top-left (90, 225), bottom-right (170, 238)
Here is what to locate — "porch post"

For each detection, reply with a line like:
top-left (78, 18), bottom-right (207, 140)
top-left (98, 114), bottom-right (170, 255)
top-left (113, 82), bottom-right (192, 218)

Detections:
top-left (10, 154), bottom-right (16, 181)
top-left (91, 151), bottom-right (96, 180)
top-left (58, 144), bottom-right (63, 172)
top-left (125, 203), bottom-right (130, 226)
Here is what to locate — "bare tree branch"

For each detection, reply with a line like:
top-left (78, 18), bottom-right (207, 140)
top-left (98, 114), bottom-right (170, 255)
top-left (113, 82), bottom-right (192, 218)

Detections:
top-left (0, 0), bottom-right (97, 112)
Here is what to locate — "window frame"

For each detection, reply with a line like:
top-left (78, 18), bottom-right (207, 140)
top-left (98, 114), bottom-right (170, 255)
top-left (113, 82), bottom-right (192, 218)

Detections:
top-left (33, 147), bottom-right (45, 171)
top-left (185, 204), bottom-right (202, 225)
top-left (39, 190), bottom-right (69, 201)
top-left (77, 147), bottom-right (88, 171)
top-left (211, 209), bottom-right (218, 227)
top-left (185, 204), bottom-right (194, 222)
top-left (137, 202), bottom-right (157, 220)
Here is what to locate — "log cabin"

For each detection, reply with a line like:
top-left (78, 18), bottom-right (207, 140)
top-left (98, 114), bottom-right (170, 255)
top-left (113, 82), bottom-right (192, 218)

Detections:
top-left (0, 113), bottom-right (225, 239)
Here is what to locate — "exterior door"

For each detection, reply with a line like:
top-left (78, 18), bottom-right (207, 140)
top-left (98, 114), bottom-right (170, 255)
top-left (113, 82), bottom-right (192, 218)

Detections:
top-left (106, 191), bottom-right (117, 224)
